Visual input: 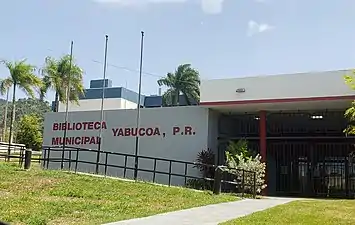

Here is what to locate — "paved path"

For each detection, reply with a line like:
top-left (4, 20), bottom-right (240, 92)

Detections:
top-left (104, 197), bottom-right (296, 225)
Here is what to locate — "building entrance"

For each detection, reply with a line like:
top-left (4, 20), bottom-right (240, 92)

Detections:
top-left (267, 140), bottom-right (355, 198)
top-left (217, 110), bottom-right (355, 198)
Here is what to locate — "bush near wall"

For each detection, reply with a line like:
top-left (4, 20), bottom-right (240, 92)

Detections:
top-left (225, 140), bottom-right (267, 194)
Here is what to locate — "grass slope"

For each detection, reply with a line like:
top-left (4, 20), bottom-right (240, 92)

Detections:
top-left (221, 199), bottom-right (355, 225)
top-left (0, 163), bottom-right (237, 225)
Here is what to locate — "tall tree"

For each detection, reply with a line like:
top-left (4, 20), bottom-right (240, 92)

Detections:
top-left (344, 72), bottom-right (355, 160)
top-left (0, 83), bottom-right (9, 141)
top-left (16, 114), bottom-right (43, 151)
top-left (157, 64), bottom-right (200, 106)
top-left (0, 59), bottom-right (42, 144)
top-left (0, 60), bottom-right (10, 142)
top-left (40, 55), bottom-right (85, 112)
top-left (344, 72), bottom-right (355, 135)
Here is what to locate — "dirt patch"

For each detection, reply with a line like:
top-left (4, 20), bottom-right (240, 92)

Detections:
top-left (19, 178), bottom-right (62, 192)
top-left (40, 196), bottom-right (83, 203)
top-left (48, 217), bottom-right (88, 225)
top-left (0, 190), bottom-right (13, 197)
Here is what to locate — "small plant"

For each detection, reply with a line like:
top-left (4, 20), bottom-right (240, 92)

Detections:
top-left (186, 148), bottom-right (215, 190)
top-left (186, 179), bottom-right (213, 190)
top-left (194, 148), bottom-right (215, 178)
top-left (225, 139), bottom-right (257, 163)
top-left (225, 140), bottom-right (267, 194)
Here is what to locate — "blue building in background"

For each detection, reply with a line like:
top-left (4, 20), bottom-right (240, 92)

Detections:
top-left (54, 79), bottom-right (197, 112)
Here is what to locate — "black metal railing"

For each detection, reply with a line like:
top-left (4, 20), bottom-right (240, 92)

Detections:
top-left (0, 142), bottom-right (42, 166)
top-left (0, 142), bottom-right (26, 165)
top-left (0, 142), bottom-right (258, 197)
top-left (40, 145), bottom-right (257, 197)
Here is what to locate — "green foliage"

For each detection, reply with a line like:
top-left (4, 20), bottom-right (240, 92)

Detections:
top-left (186, 179), bottom-right (213, 190)
top-left (0, 98), bottom-right (51, 129)
top-left (40, 55), bottom-right (85, 111)
top-left (158, 64), bottom-right (200, 106)
top-left (227, 155), bottom-right (267, 194)
top-left (221, 200), bottom-right (355, 225)
top-left (225, 139), bottom-right (256, 166)
top-left (1, 59), bottom-right (43, 143)
top-left (187, 148), bottom-right (216, 190)
top-left (0, 59), bottom-right (42, 98)
top-left (195, 148), bottom-right (215, 178)
top-left (344, 71), bottom-right (355, 135)
top-left (0, 163), bottom-right (237, 225)
top-left (225, 140), bottom-right (266, 194)
top-left (16, 114), bottom-right (43, 151)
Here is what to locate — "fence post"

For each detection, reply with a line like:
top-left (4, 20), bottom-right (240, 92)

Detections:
top-left (24, 149), bottom-right (32, 170)
top-left (253, 172), bottom-right (257, 198)
top-left (213, 166), bottom-right (223, 195)
top-left (19, 147), bottom-right (25, 167)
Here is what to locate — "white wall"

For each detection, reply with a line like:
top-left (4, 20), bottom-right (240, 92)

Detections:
top-left (58, 98), bottom-right (138, 112)
top-left (43, 106), bottom-right (213, 186)
top-left (200, 70), bottom-right (354, 103)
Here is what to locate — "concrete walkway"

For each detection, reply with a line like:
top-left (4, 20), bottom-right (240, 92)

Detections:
top-left (104, 197), bottom-right (296, 225)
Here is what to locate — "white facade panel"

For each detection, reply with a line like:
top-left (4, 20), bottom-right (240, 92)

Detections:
top-left (120, 99), bottom-right (138, 109)
top-left (200, 70), bottom-right (354, 103)
top-left (43, 106), bottom-right (214, 186)
top-left (58, 98), bottom-right (138, 112)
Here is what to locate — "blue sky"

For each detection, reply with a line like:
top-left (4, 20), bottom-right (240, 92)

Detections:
top-left (1, 0), bottom-right (355, 100)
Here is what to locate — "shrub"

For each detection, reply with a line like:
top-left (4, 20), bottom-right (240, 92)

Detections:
top-left (186, 179), bottom-right (213, 190)
top-left (194, 148), bottom-right (215, 178)
top-left (186, 148), bottom-right (215, 190)
top-left (225, 140), bottom-right (266, 194)
top-left (16, 114), bottom-right (42, 151)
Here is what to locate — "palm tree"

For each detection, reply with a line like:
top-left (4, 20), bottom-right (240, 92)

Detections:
top-left (40, 55), bottom-right (85, 112)
top-left (0, 59), bottom-right (42, 145)
top-left (157, 64), bottom-right (200, 106)
top-left (0, 84), bottom-right (9, 141)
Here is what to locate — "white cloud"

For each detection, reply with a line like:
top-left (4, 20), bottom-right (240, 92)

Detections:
top-left (92, 0), bottom-right (225, 14)
top-left (247, 20), bottom-right (274, 36)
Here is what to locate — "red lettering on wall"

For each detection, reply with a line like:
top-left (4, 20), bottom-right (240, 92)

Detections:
top-left (76, 123), bottom-right (83, 130)
top-left (185, 126), bottom-right (193, 135)
top-left (173, 127), bottom-right (180, 135)
top-left (51, 136), bottom-right (100, 145)
top-left (153, 127), bottom-right (160, 136)
top-left (139, 128), bottom-right (145, 136)
top-left (146, 128), bottom-right (153, 136)
top-left (124, 128), bottom-right (130, 136)
top-left (74, 137), bottom-right (81, 145)
top-left (112, 127), bottom-right (161, 137)
top-left (52, 121), bottom-right (107, 131)
top-left (53, 123), bottom-right (58, 131)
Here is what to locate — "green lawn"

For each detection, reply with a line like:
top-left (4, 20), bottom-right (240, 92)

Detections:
top-left (0, 163), bottom-right (238, 225)
top-left (221, 199), bottom-right (355, 225)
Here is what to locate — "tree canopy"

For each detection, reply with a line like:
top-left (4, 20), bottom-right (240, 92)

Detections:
top-left (16, 114), bottom-right (43, 151)
top-left (344, 71), bottom-right (355, 135)
top-left (40, 55), bottom-right (85, 111)
top-left (157, 64), bottom-right (200, 106)
top-left (0, 59), bottom-right (43, 143)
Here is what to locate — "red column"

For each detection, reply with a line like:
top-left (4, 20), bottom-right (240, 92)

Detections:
top-left (259, 110), bottom-right (267, 195)
top-left (259, 111), bottom-right (267, 162)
